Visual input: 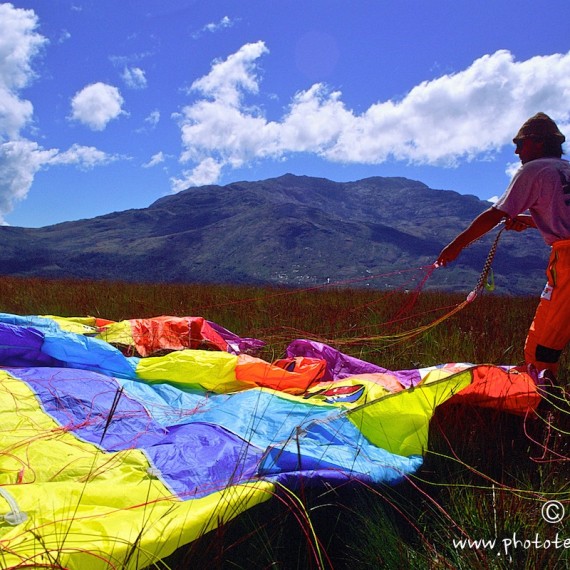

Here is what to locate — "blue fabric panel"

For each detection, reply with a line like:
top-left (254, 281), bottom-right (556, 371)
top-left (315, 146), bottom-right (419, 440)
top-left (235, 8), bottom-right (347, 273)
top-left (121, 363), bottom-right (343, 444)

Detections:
top-left (41, 329), bottom-right (137, 378)
top-left (0, 323), bottom-right (61, 366)
top-left (118, 378), bottom-right (336, 451)
top-left (0, 314), bottom-right (136, 377)
top-left (0, 313), bottom-right (62, 332)
top-left (258, 416), bottom-right (423, 485)
top-left (116, 378), bottom-right (216, 426)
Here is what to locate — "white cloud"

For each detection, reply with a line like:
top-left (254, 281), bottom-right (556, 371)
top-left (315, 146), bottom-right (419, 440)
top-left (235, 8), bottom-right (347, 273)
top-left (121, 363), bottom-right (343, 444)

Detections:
top-left (0, 86), bottom-right (34, 140)
top-left (204, 16), bottom-right (234, 33)
top-left (0, 5), bottom-right (122, 222)
top-left (323, 51), bottom-right (570, 166)
top-left (174, 45), bottom-right (570, 190)
top-left (189, 41), bottom-right (268, 107)
top-left (0, 3), bottom-right (47, 139)
top-left (122, 66), bottom-right (147, 89)
top-left (135, 109), bottom-right (160, 134)
top-left (58, 29), bottom-right (71, 44)
top-left (0, 139), bottom-right (119, 223)
top-left (0, 140), bottom-right (56, 222)
top-left (145, 109), bottom-right (160, 127)
top-left (192, 16), bottom-right (236, 39)
top-left (505, 161), bottom-right (521, 179)
top-left (0, 4), bottom-right (46, 92)
top-left (48, 143), bottom-right (119, 169)
top-left (0, 4), bottom-right (47, 222)
top-left (171, 157), bottom-right (223, 191)
top-left (143, 151), bottom-right (165, 168)
top-left (70, 82), bottom-right (125, 131)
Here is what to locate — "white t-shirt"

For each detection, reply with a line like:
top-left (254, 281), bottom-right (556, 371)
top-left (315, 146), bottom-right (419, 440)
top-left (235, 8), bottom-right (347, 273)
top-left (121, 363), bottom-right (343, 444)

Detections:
top-left (493, 157), bottom-right (570, 245)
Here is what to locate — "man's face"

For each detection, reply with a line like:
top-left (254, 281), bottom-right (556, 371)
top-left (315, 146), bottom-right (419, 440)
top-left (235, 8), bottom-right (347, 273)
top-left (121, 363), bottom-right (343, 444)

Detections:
top-left (514, 137), bottom-right (544, 164)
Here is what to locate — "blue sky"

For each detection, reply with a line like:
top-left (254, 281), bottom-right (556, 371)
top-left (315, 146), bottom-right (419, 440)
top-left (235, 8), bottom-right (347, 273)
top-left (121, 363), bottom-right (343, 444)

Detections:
top-left (2, 1), bottom-right (570, 227)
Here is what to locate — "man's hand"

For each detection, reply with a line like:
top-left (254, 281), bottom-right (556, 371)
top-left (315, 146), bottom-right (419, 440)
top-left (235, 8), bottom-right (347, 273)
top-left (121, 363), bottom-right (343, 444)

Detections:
top-left (436, 242), bottom-right (463, 267)
top-left (505, 214), bottom-right (534, 232)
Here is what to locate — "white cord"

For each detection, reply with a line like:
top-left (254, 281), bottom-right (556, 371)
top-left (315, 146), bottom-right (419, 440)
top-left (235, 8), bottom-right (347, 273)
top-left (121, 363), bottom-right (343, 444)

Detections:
top-left (0, 487), bottom-right (28, 525)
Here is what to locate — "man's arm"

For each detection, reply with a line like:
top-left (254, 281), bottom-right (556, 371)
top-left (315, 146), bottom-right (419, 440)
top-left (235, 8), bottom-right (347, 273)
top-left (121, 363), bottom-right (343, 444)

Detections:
top-left (436, 207), bottom-right (508, 266)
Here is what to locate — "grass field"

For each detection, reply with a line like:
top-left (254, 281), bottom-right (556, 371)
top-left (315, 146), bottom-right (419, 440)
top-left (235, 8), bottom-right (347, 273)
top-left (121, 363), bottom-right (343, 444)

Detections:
top-left (0, 273), bottom-right (568, 569)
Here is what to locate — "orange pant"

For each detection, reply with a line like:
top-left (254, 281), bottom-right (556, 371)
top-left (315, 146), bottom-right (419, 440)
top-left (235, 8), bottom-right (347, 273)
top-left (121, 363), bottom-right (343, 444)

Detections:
top-left (525, 239), bottom-right (570, 374)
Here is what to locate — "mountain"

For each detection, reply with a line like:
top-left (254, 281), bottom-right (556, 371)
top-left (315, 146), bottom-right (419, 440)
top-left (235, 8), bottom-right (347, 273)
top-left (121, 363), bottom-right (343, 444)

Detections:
top-left (0, 174), bottom-right (549, 295)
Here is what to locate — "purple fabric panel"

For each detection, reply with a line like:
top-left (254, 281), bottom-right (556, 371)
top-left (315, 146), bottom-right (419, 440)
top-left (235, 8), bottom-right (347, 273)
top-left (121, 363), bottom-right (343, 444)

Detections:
top-left (285, 339), bottom-right (386, 380)
top-left (206, 320), bottom-right (266, 354)
top-left (266, 470), bottom-right (365, 490)
top-left (143, 422), bottom-right (263, 498)
top-left (11, 367), bottom-right (166, 449)
top-left (0, 323), bottom-right (62, 367)
top-left (285, 339), bottom-right (421, 388)
top-left (389, 368), bottom-right (422, 388)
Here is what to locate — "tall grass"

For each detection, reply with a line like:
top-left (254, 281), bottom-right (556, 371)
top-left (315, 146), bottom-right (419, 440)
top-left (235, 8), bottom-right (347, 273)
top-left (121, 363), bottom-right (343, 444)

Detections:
top-left (0, 275), bottom-right (568, 569)
top-left (0, 273), bottom-right (546, 371)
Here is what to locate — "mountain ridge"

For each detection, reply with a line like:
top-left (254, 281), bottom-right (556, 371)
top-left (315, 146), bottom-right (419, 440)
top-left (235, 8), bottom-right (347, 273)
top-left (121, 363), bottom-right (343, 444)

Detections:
top-left (0, 174), bottom-right (549, 295)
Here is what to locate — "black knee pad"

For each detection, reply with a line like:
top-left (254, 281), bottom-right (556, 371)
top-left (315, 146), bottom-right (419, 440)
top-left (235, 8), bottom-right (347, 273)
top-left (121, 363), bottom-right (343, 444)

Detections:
top-left (535, 344), bottom-right (562, 363)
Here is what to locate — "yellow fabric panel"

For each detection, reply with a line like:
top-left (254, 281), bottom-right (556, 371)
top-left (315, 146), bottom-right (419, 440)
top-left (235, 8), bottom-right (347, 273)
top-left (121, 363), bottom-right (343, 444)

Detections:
top-left (135, 349), bottom-right (240, 393)
top-left (0, 368), bottom-right (158, 487)
top-left (42, 315), bottom-right (99, 334)
top-left (96, 319), bottom-right (135, 347)
top-left (1, 480), bottom-right (273, 570)
top-left (0, 371), bottom-right (273, 569)
top-left (347, 370), bottom-right (472, 456)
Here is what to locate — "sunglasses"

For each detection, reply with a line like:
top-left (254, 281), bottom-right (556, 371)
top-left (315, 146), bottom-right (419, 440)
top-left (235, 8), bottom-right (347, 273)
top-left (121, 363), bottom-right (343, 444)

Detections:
top-left (514, 136), bottom-right (543, 150)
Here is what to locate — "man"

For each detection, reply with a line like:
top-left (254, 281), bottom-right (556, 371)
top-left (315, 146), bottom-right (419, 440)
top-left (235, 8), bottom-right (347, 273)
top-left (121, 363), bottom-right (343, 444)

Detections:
top-left (437, 112), bottom-right (570, 379)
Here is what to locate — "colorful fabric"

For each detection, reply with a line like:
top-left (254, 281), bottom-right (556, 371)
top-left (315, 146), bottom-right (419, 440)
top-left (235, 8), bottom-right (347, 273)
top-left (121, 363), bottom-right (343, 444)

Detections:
top-left (0, 313), bottom-right (540, 569)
